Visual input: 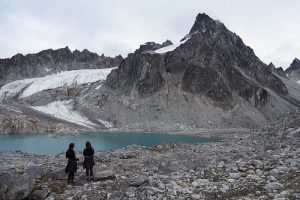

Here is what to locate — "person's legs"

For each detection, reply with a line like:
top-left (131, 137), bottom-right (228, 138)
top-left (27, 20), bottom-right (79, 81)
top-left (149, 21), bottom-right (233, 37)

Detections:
top-left (68, 171), bottom-right (72, 183)
top-left (68, 171), bottom-right (75, 183)
top-left (71, 171), bottom-right (74, 182)
top-left (86, 168), bottom-right (89, 176)
top-left (90, 166), bottom-right (93, 176)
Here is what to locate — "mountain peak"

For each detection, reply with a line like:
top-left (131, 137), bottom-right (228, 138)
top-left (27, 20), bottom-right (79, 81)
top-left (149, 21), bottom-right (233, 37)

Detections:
top-left (195, 13), bottom-right (211, 22)
top-left (292, 58), bottom-right (300, 65)
top-left (108, 12), bottom-right (288, 105)
top-left (61, 46), bottom-right (71, 53)
top-left (286, 57), bottom-right (300, 73)
top-left (189, 13), bottom-right (223, 35)
top-left (268, 62), bottom-right (275, 69)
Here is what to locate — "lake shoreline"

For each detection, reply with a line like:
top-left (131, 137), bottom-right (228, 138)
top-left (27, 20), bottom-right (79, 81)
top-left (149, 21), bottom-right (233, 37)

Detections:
top-left (1, 110), bottom-right (299, 199)
top-left (1, 126), bottom-right (252, 137)
top-left (0, 131), bottom-right (222, 154)
top-left (1, 126), bottom-right (299, 200)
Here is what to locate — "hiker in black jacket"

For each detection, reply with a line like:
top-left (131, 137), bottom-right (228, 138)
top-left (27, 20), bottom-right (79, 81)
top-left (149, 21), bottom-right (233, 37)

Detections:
top-left (65, 143), bottom-right (78, 184)
top-left (83, 141), bottom-right (95, 177)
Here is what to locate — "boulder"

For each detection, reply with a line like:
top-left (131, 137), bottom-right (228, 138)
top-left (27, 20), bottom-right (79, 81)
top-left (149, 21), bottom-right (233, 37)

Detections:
top-left (191, 194), bottom-right (201, 199)
top-left (92, 170), bottom-right (115, 181)
top-left (130, 176), bottom-right (149, 187)
top-left (26, 165), bottom-right (44, 179)
top-left (192, 179), bottom-right (210, 187)
top-left (250, 160), bottom-right (263, 169)
top-left (30, 188), bottom-right (50, 200)
top-left (0, 172), bottom-right (36, 200)
top-left (264, 182), bottom-right (284, 191)
top-left (229, 173), bottom-right (241, 179)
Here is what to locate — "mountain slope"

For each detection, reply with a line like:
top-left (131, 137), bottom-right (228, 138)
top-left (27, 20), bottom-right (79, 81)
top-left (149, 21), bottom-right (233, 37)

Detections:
top-left (107, 13), bottom-right (288, 105)
top-left (0, 47), bottom-right (122, 85)
top-left (103, 13), bottom-right (299, 130)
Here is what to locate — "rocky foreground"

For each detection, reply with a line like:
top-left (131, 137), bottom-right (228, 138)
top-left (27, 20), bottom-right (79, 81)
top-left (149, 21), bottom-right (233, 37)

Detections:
top-left (1, 110), bottom-right (300, 200)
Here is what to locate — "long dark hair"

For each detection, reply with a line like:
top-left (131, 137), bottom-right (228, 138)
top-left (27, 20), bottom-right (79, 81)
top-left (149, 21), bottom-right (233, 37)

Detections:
top-left (85, 141), bottom-right (92, 149)
top-left (69, 143), bottom-right (74, 150)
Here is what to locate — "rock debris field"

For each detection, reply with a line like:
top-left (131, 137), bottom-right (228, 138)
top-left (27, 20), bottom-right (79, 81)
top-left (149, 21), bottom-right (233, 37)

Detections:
top-left (1, 110), bottom-right (300, 200)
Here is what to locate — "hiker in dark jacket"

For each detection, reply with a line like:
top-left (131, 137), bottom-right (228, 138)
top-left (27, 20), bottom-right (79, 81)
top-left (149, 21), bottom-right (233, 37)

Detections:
top-left (83, 141), bottom-right (95, 177)
top-left (66, 143), bottom-right (78, 184)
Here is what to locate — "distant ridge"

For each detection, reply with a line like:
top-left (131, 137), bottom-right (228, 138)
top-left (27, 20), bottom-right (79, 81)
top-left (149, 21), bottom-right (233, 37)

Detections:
top-left (0, 47), bottom-right (122, 85)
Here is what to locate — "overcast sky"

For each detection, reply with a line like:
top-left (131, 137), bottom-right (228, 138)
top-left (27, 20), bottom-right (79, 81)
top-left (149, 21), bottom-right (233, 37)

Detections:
top-left (0, 0), bottom-right (299, 69)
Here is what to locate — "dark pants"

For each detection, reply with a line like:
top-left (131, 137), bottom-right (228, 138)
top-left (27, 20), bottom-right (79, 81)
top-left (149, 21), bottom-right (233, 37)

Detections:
top-left (86, 166), bottom-right (93, 176)
top-left (68, 171), bottom-right (75, 182)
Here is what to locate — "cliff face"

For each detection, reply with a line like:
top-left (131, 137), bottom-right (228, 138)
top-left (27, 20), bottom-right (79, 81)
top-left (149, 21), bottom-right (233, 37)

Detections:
top-left (0, 47), bottom-right (122, 85)
top-left (286, 58), bottom-right (300, 83)
top-left (107, 13), bottom-right (288, 108)
top-left (286, 58), bottom-right (300, 74)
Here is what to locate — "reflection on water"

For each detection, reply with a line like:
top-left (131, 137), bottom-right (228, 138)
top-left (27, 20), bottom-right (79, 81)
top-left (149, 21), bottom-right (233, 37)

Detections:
top-left (0, 132), bottom-right (221, 154)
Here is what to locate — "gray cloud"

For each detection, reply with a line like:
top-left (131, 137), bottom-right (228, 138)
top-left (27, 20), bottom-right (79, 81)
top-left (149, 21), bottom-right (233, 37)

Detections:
top-left (0, 0), bottom-right (299, 69)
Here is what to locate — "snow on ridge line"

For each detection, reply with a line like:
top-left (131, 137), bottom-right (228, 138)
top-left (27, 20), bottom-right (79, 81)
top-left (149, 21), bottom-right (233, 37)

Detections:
top-left (154, 37), bottom-right (190, 54)
top-left (31, 100), bottom-right (96, 128)
top-left (0, 68), bottom-right (116, 100)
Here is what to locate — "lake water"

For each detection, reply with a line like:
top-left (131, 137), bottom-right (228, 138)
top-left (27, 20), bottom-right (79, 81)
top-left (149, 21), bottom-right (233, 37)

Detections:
top-left (0, 132), bottom-right (221, 154)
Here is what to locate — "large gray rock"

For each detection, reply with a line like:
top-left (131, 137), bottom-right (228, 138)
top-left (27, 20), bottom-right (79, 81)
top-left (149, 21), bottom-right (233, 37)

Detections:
top-left (92, 170), bottom-right (115, 181)
top-left (250, 160), bottom-right (264, 169)
top-left (30, 188), bottom-right (50, 200)
top-left (26, 165), bottom-right (44, 179)
top-left (229, 173), bottom-right (241, 179)
top-left (46, 168), bottom-right (67, 180)
top-left (0, 172), bottom-right (36, 200)
top-left (192, 179), bottom-right (211, 187)
top-left (130, 176), bottom-right (149, 187)
top-left (264, 182), bottom-right (284, 191)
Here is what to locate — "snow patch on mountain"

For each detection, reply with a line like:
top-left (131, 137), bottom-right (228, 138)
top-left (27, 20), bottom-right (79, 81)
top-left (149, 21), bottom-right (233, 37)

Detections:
top-left (0, 68), bottom-right (115, 101)
top-left (32, 100), bottom-right (96, 128)
top-left (154, 38), bottom-right (189, 54)
top-left (97, 119), bottom-right (113, 128)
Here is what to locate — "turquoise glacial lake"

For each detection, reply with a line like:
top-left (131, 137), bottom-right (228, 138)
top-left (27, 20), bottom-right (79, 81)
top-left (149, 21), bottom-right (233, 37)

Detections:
top-left (0, 132), bottom-right (221, 154)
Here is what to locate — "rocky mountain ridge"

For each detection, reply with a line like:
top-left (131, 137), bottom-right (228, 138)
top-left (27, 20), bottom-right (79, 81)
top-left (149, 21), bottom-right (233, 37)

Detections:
top-left (107, 13), bottom-right (291, 108)
top-left (135, 40), bottom-right (173, 54)
top-left (0, 47), bottom-right (122, 85)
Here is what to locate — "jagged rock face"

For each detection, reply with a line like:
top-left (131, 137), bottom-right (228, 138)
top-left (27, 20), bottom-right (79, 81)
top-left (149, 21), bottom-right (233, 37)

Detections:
top-left (286, 58), bottom-right (300, 74)
top-left (107, 13), bottom-right (288, 108)
top-left (285, 58), bottom-right (300, 86)
top-left (269, 63), bottom-right (286, 77)
top-left (171, 14), bottom-right (287, 95)
top-left (181, 64), bottom-right (232, 104)
top-left (0, 47), bottom-right (123, 85)
top-left (285, 58), bottom-right (300, 83)
top-left (135, 40), bottom-right (173, 54)
top-left (107, 53), bottom-right (165, 97)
